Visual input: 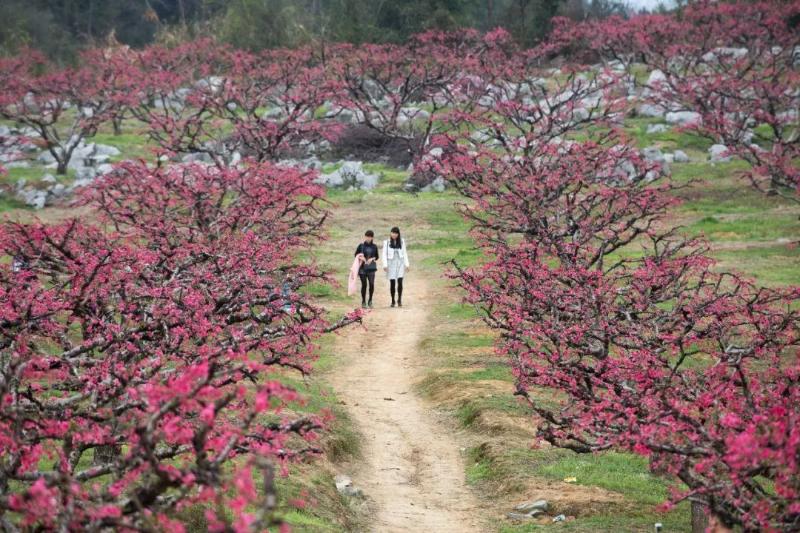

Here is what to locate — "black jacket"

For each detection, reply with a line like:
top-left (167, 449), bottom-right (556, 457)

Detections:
top-left (355, 241), bottom-right (379, 273)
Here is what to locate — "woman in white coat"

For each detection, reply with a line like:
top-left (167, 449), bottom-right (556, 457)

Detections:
top-left (382, 226), bottom-right (410, 307)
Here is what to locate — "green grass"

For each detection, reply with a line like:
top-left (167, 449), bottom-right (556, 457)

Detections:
top-left (92, 131), bottom-right (155, 161)
top-left (0, 195), bottom-right (28, 212)
top-left (535, 451), bottom-right (669, 505)
top-left (467, 444), bottom-right (692, 532)
top-left (712, 245), bottom-right (800, 286)
top-left (622, 118), bottom-right (714, 152)
top-left (688, 213), bottom-right (800, 242)
top-left (2, 165), bottom-right (75, 186)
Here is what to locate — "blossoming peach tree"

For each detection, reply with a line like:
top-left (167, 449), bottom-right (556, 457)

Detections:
top-left (0, 161), bottom-right (359, 531)
top-left (432, 122), bottom-right (800, 530)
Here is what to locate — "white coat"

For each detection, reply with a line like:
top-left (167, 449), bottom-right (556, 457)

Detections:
top-left (382, 238), bottom-right (410, 279)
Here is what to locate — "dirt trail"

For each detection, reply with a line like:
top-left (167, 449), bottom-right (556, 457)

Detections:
top-left (329, 273), bottom-right (484, 532)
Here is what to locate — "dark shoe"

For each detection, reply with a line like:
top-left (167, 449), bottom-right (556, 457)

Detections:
top-left (361, 302), bottom-right (367, 308)
top-left (368, 302), bottom-right (374, 308)
top-left (390, 301), bottom-right (396, 308)
top-left (398, 301), bottom-right (403, 307)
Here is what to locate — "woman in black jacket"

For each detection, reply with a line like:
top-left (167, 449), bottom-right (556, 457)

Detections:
top-left (354, 230), bottom-right (379, 308)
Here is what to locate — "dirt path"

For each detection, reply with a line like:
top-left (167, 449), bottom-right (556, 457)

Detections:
top-left (329, 272), bottom-right (484, 532)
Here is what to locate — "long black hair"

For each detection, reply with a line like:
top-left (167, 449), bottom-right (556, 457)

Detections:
top-left (389, 226), bottom-right (402, 249)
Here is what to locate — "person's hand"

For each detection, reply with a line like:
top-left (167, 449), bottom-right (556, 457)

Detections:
top-left (383, 267), bottom-right (388, 272)
top-left (406, 266), bottom-right (411, 272)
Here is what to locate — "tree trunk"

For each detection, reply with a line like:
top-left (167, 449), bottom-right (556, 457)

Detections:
top-left (691, 501), bottom-right (709, 533)
top-left (92, 445), bottom-right (120, 467)
top-left (113, 116), bottom-right (123, 136)
top-left (56, 159), bottom-right (68, 175)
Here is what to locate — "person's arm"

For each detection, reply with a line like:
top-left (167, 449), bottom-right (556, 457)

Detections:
top-left (382, 241), bottom-right (388, 269)
top-left (355, 243), bottom-right (362, 257)
top-left (403, 240), bottom-right (410, 268)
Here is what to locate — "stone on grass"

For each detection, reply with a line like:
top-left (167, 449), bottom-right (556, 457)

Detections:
top-left (673, 150), bottom-right (690, 163)
top-left (709, 144), bottom-right (732, 163)
top-left (334, 474), bottom-right (363, 498)
top-left (507, 512), bottom-right (536, 520)
top-left (36, 151), bottom-right (56, 165)
top-left (316, 161), bottom-right (379, 191)
top-left (645, 69), bottom-right (667, 87)
top-left (646, 123), bottom-right (668, 134)
top-left (421, 176), bottom-right (446, 193)
top-left (636, 104), bottom-right (666, 118)
top-left (515, 499), bottom-right (549, 513)
top-left (49, 183), bottom-right (67, 198)
top-left (94, 144), bottom-right (121, 157)
top-left (665, 111), bottom-right (701, 126)
top-left (16, 188), bottom-right (47, 209)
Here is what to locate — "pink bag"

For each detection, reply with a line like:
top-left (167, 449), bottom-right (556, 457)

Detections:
top-left (348, 254), bottom-right (365, 296)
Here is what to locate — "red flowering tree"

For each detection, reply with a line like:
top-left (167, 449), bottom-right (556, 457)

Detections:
top-left (130, 42), bottom-right (340, 166)
top-left (539, 1), bottom-right (800, 200)
top-left (209, 47), bottom-right (342, 163)
top-left (331, 29), bottom-right (515, 164)
top-left (0, 161), bottom-right (359, 530)
top-left (435, 131), bottom-right (800, 530)
top-left (0, 50), bottom-right (120, 175)
top-left (127, 40), bottom-right (232, 165)
top-left (80, 45), bottom-right (141, 137)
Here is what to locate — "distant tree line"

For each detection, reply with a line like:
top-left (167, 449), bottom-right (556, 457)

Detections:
top-left (0, 0), bottom-right (643, 61)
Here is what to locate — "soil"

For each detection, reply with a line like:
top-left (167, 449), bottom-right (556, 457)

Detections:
top-left (329, 272), bottom-right (485, 532)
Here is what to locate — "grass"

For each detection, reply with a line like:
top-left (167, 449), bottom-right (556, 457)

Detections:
top-left (535, 451), bottom-right (669, 505)
top-left (0, 195), bottom-right (28, 212)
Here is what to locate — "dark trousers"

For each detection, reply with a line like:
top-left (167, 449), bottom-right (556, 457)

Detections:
top-left (390, 277), bottom-right (403, 303)
top-left (360, 271), bottom-right (375, 303)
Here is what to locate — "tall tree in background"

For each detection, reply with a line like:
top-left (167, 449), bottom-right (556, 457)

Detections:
top-left (1, 0), bottom-right (590, 60)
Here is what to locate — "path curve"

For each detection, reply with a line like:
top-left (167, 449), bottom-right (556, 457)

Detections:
top-left (329, 274), bottom-right (483, 532)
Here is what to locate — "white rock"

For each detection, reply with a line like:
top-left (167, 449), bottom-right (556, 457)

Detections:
top-left (37, 151), bottom-right (56, 164)
top-left (646, 124), bottom-right (668, 134)
top-left (515, 500), bottom-right (549, 513)
top-left (317, 161), bottom-right (379, 190)
top-left (97, 163), bottom-right (115, 175)
top-left (636, 104), bottom-right (666, 118)
top-left (646, 69), bottom-right (667, 87)
top-left (94, 144), bottom-right (121, 157)
top-left (421, 176), bottom-right (446, 193)
top-left (49, 183), bottom-right (67, 197)
top-left (673, 150), bottom-right (690, 163)
top-left (709, 144), bottom-right (731, 163)
top-left (572, 107), bottom-right (590, 121)
top-left (642, 146), bottom-right (665, 162)
top-left (182, 152), bottom-right (213, 163)
top-left (16, 188), bottom-right (47, 209)
top-left (665, 111), bottom-right (701, 126)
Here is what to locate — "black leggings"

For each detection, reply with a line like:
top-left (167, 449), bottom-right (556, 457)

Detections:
top-left (390, 277), bottom-right (403, 304)
top-left (359, 271), bottom-right (375, 303)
